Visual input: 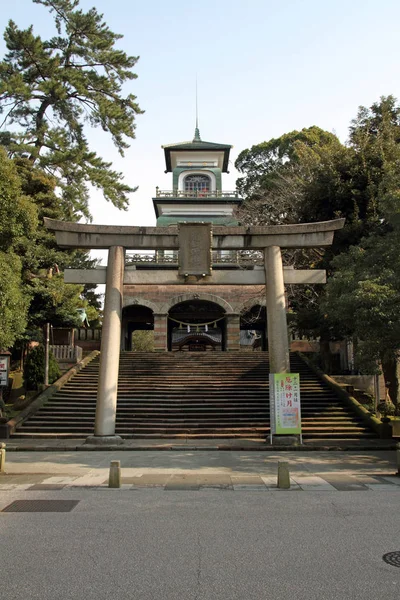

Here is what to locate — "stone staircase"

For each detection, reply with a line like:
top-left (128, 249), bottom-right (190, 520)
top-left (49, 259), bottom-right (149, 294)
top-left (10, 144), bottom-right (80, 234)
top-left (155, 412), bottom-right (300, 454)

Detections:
top-left (13, 352), bottom-right (376, 439)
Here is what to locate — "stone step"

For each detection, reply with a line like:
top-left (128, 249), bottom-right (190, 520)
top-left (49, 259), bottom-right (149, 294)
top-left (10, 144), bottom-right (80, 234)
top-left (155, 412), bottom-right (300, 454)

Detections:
top-left (15, 351), bottom-right (376, 440)
top-left (23, 420), bottom-right (367, 432)
top-left (40, 398), bottom-right (350, 408)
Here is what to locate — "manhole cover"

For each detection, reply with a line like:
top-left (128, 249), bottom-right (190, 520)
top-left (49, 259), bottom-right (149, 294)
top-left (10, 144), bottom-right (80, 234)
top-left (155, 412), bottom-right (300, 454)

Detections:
top-left (2, 500), bottom-right (79, 513)
top-left (382, 552), bottom-right (400, 568)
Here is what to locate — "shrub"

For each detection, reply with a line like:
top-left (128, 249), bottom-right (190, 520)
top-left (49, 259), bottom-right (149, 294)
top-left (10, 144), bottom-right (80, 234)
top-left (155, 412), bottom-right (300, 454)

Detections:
top-left (24, 345), bottom-right (61, 390)
top-left (377, 400), bottom-right (396, 417)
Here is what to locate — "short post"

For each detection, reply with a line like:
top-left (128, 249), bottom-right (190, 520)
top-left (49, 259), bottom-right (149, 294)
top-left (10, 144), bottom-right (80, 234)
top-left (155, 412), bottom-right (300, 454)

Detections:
top-left (108, 460), bottom-right (121, 488)
top-left (44, 322), bottom-right (50, 387)
top-left (277, 461), bottom-right (290, 489)
top-left (0, 443), bottom-right (6, 473)
top-left (397, 442), bottom-right (400, 476)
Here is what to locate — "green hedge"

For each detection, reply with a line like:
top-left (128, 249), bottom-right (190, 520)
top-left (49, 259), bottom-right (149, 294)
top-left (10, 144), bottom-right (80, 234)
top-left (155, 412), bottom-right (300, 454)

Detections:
top-left (24, 345), bottom-right (61, 391)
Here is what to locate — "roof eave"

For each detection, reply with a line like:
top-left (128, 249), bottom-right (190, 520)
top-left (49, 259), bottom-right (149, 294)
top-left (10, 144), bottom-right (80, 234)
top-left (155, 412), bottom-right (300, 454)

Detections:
top-left (163, 145), bottom-right (231, 173)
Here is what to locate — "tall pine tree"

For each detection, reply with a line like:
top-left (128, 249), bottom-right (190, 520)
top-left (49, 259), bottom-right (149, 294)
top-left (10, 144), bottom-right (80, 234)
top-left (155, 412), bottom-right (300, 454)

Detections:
top-left (0, 0), bottom-right (143, 220)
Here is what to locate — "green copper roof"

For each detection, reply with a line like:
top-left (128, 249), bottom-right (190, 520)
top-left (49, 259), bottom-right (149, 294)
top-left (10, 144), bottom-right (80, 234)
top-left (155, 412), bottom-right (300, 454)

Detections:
top-left (162, 139), bottom-right (232, 151)
top-left (162, 128), bottom-right (232, 172)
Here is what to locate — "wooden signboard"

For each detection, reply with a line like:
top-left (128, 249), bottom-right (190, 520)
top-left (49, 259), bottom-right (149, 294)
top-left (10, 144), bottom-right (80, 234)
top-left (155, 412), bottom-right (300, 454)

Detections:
top-left (178, 223), bottom-right (212, 276)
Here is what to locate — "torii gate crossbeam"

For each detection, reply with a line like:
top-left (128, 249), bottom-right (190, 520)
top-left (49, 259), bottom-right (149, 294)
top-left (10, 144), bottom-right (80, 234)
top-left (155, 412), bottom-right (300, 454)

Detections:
top-left (44, 218), bottom-right (344, 444)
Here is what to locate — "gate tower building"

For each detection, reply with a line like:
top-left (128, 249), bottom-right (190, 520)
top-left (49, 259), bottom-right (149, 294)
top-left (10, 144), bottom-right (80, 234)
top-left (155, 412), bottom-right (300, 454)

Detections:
top-left (122, 126), bottom-right (266, 352)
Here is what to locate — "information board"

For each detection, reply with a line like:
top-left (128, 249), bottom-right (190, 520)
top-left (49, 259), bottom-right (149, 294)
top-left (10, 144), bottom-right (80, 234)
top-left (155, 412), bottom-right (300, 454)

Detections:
top-left (269, 373), bottom-right (302, 437)
top-left (0, 356), bottom-right (9, 387)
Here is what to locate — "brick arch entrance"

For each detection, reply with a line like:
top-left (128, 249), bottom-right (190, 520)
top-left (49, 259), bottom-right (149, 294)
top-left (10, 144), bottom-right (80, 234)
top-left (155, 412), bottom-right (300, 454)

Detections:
top-left (168, 299), bottom-right (226, 351)
top-left (161, 292), bottom-right (234, 315)
top-left (121, 304), bottom-right (154, 351)
top-left (240, 303), bottom-right (267, 351)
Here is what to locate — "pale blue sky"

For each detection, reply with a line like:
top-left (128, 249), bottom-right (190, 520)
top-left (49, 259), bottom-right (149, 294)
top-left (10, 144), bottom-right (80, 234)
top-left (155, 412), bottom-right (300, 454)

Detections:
top-left (1, 0), bottom-right (400, 238)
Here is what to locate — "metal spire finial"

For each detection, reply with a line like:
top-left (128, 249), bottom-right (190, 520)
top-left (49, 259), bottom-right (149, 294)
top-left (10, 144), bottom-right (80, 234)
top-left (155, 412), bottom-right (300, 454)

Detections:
top-left (193, 76), bottom-right (201, 141)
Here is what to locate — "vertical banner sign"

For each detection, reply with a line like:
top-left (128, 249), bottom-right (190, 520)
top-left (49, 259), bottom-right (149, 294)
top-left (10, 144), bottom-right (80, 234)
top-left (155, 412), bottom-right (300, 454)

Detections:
top-left (269, 373), bottom-right (302, 440)
top-left (0, 356), bottom-right (9, 387)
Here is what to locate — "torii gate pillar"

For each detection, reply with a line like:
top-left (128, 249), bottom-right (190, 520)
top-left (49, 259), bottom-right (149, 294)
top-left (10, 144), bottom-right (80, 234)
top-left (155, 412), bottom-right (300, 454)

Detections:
top-left (87, 245), bottom-right (125, 444)
top-left (264, 246), bottom-right (290, 373)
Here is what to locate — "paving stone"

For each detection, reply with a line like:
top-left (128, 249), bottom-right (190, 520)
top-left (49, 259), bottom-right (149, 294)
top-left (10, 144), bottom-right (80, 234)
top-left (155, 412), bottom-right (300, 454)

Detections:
top-left (28, 484), bottom-right (67, 490)
top-left (231, 476), bottom-right (265, 485)
top-left (354, 475), bottom-right (387, 484)
top-left (382, 476), bottom-right (400, 485)
top-left (364, 484), bottom-right (400, 491)
top-left (260, 476), bottom-right (277, 487)
top-left (0, 484), bottom-right (32, 491)
top-left (0, 475), bottom-right (45, 484)
top-left (91, 484), bottom-right (133, 490)
top-left (197, 475), bottom-right (232, 489)
top-left (42, 477), bottom-right (77, 484)
top-left (320, 474), bottom-right (369, 491)
top-left (130, 474), bottom-right (170, 487)
top-left (65, 475), bottom-right (107, 487)
top-left (290, 476), bottom-right (336, 491)
top-left (231, 476), bottom-right (267, 491)
top-left (121, 476), bottom-right (144, 484)
top-left (232, 485), bottom-right (268, 491)
top-left (164, 475), bottom-right (200, 491)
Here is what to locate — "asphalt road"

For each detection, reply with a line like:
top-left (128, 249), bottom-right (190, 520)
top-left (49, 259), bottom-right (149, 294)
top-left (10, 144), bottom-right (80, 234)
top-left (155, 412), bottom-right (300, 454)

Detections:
top-left (1, 488), bottom-right (399, 600)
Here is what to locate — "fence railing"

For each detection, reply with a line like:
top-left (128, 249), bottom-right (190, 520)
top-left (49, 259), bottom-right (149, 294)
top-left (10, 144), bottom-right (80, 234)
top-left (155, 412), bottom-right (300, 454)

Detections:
top-left (155, 189), bottom-right (239, 199)
top-left (74, 328), bottom-right (102, 341)
top-left (288, 331), bottom-right (319, 342)
top-left (125, 250), bottom-right (264, 266)
top-left (50, 345), bottom-right (82, 362)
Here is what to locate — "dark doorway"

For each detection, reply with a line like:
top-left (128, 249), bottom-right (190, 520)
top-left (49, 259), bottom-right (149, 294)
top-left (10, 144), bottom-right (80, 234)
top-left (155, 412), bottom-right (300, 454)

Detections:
top-left (168, 300), bottom-right (226, 351)
top-left (122, 305), bottom-right (154, 351)
top-left (240, 304), bottom-right (267, 351)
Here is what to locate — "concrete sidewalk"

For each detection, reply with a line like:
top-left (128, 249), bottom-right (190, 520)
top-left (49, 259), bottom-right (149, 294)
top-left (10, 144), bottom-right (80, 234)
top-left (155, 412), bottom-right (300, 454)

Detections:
top-left (1, 439), bottom-right (399, 495)
top-left (0, 436), bottom-right (398, 452)
top-left (0, 446), bottom-right (398, 484)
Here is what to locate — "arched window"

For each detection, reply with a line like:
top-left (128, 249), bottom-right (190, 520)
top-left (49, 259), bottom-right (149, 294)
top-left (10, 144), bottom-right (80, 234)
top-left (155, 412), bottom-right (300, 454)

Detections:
top-left (184, 174), bottom-right (211, 193)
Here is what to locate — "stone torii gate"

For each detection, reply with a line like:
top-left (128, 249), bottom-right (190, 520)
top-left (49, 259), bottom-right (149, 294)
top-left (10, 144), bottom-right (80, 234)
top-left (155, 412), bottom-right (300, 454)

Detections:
top-left (45, 217), bottom-right (344, 444)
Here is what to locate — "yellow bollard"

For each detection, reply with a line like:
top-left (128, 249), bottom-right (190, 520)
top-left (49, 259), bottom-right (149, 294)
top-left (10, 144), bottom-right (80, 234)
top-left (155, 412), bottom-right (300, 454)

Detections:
top-left (108, 460), bottom-right (121, 488)
top-left (0, 442), bottom-right (6, 473)
top-left (277, 461), bottom-right (290, 489)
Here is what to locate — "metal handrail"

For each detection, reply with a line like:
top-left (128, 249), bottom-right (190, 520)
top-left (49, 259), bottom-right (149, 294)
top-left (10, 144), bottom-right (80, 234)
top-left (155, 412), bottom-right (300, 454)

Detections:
top-left (155, 189), bottom-right (239, 199)
top-left (125, 251), bottom-right (264, 266)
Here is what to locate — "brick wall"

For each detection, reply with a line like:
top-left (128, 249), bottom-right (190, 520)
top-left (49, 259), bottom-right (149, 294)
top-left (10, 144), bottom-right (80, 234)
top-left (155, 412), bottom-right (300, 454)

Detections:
top-left (123, 284), bottom-right (265, 313)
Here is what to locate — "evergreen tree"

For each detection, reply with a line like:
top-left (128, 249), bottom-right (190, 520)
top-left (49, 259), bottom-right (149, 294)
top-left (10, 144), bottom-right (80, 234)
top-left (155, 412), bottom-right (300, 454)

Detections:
top-left (0, 147), bottom-right (37, 348)
top-left (323, 96), bottom-right (400, 402)
top-left (236, 97), bottom-right (400, 391)
top-left (0, 0), bottom-right (143, 220)
top-left (9, 157), bottom-right (102, 332)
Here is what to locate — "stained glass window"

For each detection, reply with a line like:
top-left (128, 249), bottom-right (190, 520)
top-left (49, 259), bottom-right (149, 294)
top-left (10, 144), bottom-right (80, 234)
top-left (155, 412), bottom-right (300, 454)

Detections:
top-left (184, 174), bottom-right (211, 192)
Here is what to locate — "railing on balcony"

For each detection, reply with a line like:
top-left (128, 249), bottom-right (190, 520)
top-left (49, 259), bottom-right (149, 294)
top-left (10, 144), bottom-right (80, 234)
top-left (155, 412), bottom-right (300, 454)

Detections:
top-left (125, 251), bottom-right (264, 266)
top-left (155, 188), bottom-right (240, 199)
top-left (126, 252), bottom-right (178, 265)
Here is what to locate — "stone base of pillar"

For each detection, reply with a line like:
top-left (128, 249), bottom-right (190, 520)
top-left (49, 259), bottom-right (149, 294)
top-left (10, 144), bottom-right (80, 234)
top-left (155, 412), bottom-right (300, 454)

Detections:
top-left (84, 435), bottom-right (124, 446)
top-left (270, 435), bottom-right (301, 446)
